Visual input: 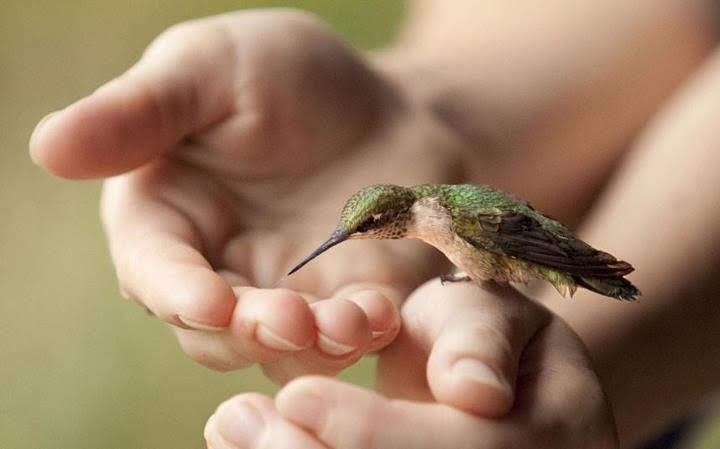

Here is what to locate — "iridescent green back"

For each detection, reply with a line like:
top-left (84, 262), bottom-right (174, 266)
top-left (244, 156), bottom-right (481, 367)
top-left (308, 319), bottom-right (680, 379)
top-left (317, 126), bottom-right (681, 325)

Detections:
top-left (411, 184), bottom-right (568, 235)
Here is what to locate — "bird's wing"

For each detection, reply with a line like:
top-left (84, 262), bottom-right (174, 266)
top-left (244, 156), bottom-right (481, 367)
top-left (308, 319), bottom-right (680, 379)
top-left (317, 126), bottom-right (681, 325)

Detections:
top-left (456, 208), bottom-right (634, 278)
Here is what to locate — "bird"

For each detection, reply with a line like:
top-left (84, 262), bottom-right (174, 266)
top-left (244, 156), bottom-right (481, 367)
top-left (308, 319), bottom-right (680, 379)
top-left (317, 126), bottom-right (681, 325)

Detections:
top-left (287, 184), bottom-right (640, 300)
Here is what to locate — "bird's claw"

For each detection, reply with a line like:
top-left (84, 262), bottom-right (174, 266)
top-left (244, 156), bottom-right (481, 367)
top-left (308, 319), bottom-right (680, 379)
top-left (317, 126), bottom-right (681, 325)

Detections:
top-left (440, 274), bottom-right (473, 285)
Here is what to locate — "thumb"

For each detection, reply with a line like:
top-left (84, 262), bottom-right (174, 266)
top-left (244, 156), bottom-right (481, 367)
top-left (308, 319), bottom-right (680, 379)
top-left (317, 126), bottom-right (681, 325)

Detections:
top-left (387, 279), bottom-right (550, 418)
top-left (29, 17), bottom-right (235, 179)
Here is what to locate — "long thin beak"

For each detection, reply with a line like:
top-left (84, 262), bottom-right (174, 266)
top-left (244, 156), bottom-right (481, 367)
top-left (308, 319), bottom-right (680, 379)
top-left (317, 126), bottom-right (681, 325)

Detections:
top-left (287, 228), bottom-right (349, 276)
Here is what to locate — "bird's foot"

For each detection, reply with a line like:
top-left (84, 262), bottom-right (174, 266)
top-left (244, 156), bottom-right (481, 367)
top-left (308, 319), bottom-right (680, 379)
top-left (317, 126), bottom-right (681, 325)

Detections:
top-left (440, 273), bottom-right (473, 285)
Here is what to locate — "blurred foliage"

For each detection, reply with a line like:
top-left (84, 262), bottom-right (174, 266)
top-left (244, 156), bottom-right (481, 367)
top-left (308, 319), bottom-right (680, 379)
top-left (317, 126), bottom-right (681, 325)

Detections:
top-left (0, 1), bottom-right (403, 448)
top-left (689, 411), bottom-right (720, 449)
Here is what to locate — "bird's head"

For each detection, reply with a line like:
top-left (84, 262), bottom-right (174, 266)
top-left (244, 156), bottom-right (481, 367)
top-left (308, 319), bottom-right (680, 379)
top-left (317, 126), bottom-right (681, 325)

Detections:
top-left (287, 184), bottom-right (416, 275)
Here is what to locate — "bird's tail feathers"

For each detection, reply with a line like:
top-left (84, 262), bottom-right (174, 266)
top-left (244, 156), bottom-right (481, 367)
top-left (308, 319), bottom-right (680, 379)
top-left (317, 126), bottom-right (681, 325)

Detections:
top-left (574, 276), bottom-right (640, 301)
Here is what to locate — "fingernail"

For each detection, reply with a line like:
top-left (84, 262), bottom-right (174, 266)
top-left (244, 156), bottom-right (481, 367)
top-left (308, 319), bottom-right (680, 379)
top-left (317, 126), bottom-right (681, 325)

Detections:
top-left (256, 323), bottom-right (305, 351)
top-left (317, 332), bottom-right (356, 356)
top-left (371, 330), bottom-right (386, 339)
top-left (279, 388), bottom-right (326, 430)
top-left (216, 402), bottom-right (265, 447)
top-left (453, 358), bottom-right (512, 394)
top-left (178, 315), bottom-right (227, 332)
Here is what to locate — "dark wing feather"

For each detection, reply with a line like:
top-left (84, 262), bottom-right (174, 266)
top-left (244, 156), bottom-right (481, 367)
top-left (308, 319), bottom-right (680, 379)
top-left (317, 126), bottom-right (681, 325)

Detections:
top-left (471, 211), bottom-right (634, 278)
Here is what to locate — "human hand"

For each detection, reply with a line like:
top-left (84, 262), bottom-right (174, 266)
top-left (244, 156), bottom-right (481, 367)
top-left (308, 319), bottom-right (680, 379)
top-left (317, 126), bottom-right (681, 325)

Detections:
top-left (204, 280), bottom-right (618, 449)
top-left (29, 9), bottom-right (464, 381)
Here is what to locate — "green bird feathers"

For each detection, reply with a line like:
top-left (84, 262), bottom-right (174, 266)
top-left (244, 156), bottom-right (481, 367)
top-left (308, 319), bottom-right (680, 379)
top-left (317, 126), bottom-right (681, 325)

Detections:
top-left (288, 184), bottom-right (640, 301)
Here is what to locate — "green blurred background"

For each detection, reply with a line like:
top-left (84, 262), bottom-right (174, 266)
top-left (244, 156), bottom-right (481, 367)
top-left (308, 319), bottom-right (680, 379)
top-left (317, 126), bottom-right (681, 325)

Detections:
top-left (0, 1), bottom-right (402, 448)
top-left (2, 1), bottom-right (719, 448)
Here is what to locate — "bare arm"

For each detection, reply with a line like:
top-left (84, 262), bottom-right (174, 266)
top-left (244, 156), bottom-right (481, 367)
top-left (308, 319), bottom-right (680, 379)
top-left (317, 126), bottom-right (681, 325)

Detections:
top-left (542, 48), bottom-right (720, 448)
top-left (390, 0), bottom-right (717, 223)
top-left (393, 1), bottom-right (720, 445)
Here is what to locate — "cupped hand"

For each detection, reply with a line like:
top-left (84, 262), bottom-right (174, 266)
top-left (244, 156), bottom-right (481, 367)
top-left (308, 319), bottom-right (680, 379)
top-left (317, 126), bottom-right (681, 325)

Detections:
top-left (30, 9), bottom-right (463, 381)
top-left (205, 280), bottom-right (618, 449)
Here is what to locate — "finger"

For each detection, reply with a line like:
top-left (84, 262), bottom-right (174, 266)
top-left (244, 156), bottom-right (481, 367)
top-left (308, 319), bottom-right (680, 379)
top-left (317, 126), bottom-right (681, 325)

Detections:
top-left (175, 287), bottom-right (316, 371)
top-left (233, 287), bottom-right (317, 354)
top-left (382, 279), bottom-right (549, 417)
top-left (173, 283), bottom-right (396, 376)
top-left (31, 9), bottom-right (388, 180)
top-left (276, 376), bottom-right (499, 449)
top-left (275, 325), bottom-right (616, 449)
top-left (113, 227), bottom-right (235, 330)
top-left (259, 283), bottom-right (402, 383)
top-left (519, 320), bottom-right (620, 448)
top-left (205, 393), bottom-right (328, 449)
top-left (259, 298), bottom-right (371, 383)
top-left (102, 174), bottom-right (236, 330)
top-left (301, 284), bottom-right (403, 358)
top-left (332, 283), bottom-right (402, 352)
top-left (193, 10), bottom-right (390, 178)
top-left (30, 16), bottom-right (235, 178)
top-left (515, 318), bottom-right (616, 426)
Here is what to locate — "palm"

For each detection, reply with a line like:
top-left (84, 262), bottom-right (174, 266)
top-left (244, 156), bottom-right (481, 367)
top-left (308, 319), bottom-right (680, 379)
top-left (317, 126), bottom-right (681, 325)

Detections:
top-left (124, 10), bottom-right (462, 298)
top-left (33, 10), bottom-right (462, 381)
top-left (137, 128), bottom-right (451, 297)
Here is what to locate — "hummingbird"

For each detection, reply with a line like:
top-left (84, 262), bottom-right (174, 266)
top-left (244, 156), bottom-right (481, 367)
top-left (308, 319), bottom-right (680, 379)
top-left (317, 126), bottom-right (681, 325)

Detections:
top-left (288, 184), bottom-right (640, 300)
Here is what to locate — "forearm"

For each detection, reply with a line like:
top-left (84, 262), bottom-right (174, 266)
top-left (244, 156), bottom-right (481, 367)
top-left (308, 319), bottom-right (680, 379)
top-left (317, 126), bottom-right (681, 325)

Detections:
top-left (542, 47), bottom-right (720, 448)
top-left (386, 0), bottom-right (717, 222)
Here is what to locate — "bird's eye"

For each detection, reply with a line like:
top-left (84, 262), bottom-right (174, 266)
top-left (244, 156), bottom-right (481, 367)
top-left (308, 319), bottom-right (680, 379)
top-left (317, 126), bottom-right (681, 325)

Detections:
top-left (356, 216), bottom-right (376, 233)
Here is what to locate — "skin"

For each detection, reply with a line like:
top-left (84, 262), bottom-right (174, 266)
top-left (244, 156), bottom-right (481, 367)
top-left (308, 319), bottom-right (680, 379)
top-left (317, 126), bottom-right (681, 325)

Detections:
top-left (207, 281), bottom-right (617, 449)
top-left (33, 10), bottom-right (458, 381)
top-left (29, 1), bottom-right (720, 448)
